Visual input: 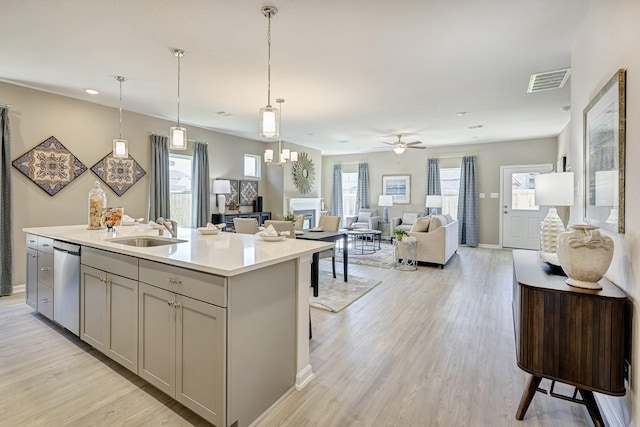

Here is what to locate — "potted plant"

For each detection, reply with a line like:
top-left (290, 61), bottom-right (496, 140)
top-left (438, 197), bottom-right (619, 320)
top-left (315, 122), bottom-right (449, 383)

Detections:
top-left (282, 211), bottom-right (296, 222)
top-left (394, 229), bottom-right (409, 241)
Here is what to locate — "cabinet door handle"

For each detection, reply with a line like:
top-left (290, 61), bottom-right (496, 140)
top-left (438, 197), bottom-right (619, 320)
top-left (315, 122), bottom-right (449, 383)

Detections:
top-left (31, 254), bottom-right (38, 258)
top-left (28, 239), bottom-right (36, 243)
top-left (173, 302), bottom-right (181, 308)
top-left (167, 300), bottom-right (174, 306)
top-left (40, 267), bottom-right (51, 271)
top-left (40, 298), bottom-right (49, 303)
top-left (41, 243), bottom-right (50, 247)
top-left (167, 278), bottom-right (182, 284)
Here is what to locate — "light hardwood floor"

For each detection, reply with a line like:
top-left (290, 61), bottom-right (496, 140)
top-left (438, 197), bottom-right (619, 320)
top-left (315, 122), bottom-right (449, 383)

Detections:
top-left (0, 247), bottom-right (593, 426)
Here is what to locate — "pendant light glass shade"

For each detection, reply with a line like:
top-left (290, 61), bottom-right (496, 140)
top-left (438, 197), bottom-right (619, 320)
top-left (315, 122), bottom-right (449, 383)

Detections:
top-left (170, 49), bottom-right (187, 150)
top-left (263, 98), bottom-right (298, 166)
top-left (259, 6), bottom-right (279, 138)
top-left (112, 76), bottom-right (129, 158)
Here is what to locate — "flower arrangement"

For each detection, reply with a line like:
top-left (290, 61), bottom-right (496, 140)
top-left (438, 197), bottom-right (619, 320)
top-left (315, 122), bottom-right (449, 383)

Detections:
top-left (282, 211), bottom-right (296, 221)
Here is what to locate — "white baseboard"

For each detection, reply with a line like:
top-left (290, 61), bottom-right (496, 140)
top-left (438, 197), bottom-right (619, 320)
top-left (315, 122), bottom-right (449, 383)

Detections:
top-left (477, 243), bottom-right (502, 249)
top-left (295, 364), bottom-right (314, 390)
top-left (12, 284), bottom-right (26, 294)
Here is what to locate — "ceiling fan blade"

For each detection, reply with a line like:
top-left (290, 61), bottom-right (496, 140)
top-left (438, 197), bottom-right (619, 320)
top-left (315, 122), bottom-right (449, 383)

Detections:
top-left (405, 141), bottom-right (423, 145)
top-left (407, 146), bottom-right (426, 149)
top-left (381, 142), bottom-right (395, 146)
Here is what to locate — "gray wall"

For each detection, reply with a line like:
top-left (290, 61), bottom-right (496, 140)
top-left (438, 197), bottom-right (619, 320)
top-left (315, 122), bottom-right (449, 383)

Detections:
top-left (322, 137), bottom-right (558, 246)
top-left (3, 81), bottom-right (321, 284)
top-left (569, 1), bottom-right (639, 423)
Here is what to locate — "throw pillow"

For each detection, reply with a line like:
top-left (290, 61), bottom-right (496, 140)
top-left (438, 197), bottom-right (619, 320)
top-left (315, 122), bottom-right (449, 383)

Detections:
top-left (444, 213), bottom-right (454, 223)
top-left (428, 215), bottom-right (443, 231)
top-left (357, 211), bottom-right (372, 223)
top-left (410, 217), bottom-right (431, 232)
top-left (402, 212), bottom-right (419, 225)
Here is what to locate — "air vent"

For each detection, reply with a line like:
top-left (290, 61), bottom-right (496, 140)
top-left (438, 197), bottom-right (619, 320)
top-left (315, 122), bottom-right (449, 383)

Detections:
top-left (527, 68), bottom-right (571, 93)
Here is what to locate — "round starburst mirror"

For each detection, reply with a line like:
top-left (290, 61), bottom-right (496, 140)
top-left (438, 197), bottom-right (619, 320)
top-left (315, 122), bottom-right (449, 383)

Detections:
top-left (292, 152), bottom-right (315, 194)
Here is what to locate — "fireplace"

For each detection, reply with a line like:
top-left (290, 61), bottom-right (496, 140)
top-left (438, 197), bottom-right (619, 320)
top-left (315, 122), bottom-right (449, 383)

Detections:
top-left (289, 198), bottom-right (322, 229)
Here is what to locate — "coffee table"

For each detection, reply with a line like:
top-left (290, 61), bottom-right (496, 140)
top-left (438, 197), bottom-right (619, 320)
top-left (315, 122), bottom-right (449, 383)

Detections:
top-left (343, 229), bottom-right (382, 254)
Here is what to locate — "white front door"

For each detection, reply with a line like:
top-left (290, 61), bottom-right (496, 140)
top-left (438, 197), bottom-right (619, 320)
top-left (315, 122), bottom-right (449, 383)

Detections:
top-left (501, 165), bottom-right (552, 249)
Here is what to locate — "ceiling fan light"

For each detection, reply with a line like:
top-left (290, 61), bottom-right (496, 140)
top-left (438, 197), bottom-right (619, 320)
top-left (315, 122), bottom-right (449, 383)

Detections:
top-left (112, 139), bottom-right (128, 158)
top-left (260, 106), bottom-right (279, 138)
top-left (170, 126), bottom-right (187, 150)
top-left (393, 146), bottom-right (406, 155)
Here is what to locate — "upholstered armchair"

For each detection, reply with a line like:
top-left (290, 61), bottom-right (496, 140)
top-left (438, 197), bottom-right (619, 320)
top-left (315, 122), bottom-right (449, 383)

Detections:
top-left (390, 212), bottom-right (422, 233)
top-left (345, 208), bottom-right (381, 230)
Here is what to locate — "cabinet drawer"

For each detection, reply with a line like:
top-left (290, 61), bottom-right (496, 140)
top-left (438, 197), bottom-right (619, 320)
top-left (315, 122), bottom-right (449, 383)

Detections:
top-left (139, 260), bottom-right (226, 307)
top-left (37, 252), bottom-right (54, 287)
top-left (37, 283), bottom-right (54, 320)
top-left (82, 247), bottom-right (138, 280)
top-left (26, 234), bottom-right (38, 249)
top-left (37, 236), bottom-right (54, 254)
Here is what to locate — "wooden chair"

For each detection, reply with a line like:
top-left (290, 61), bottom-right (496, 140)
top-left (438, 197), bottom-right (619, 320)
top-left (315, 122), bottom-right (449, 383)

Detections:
top-left (263, 220), bottom-right (296, 238)
top-left (317, 215), bottom-right (341, 277)
top-left (233, 218), bottom-right (259, 234)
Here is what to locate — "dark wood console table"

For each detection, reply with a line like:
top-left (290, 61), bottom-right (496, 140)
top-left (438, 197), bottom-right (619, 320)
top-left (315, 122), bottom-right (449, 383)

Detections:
top-left (512, 250), bottom-right (630, 426)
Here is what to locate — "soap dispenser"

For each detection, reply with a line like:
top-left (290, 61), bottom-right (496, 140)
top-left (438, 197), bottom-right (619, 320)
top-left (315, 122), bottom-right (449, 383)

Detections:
top-left (88, 181), bottom-right (107, 229)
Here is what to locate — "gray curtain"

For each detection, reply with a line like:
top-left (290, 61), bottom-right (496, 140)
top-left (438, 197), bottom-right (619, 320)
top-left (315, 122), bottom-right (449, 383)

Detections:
top-left (1, 107), bottom-right (13, 296)
top-left (427, 158), bottom-right (442, 215)
top-left (148, 134), bottom-right (171, 222)
top-left (191, 142), bottom-right (210, 228)
top-left (355, 162), bottom-right (370, 212)
top-left (331, 164), bottom-right (343, 217)
top-left (457, 156), bottom-right (479, 247)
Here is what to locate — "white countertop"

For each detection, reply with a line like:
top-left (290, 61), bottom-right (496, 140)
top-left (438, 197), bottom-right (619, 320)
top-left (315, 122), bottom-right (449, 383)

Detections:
top-left (23, 225), bottom-right (334, 277)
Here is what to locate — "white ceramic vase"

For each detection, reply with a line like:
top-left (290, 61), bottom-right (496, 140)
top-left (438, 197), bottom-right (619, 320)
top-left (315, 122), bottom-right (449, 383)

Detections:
top-left (557, 224), bottom-right (614, 290)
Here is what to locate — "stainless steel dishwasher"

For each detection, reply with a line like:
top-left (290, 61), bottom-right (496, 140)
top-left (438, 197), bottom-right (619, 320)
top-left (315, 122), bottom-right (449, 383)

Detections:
top-left (53, 240), bottom-right (81, 336)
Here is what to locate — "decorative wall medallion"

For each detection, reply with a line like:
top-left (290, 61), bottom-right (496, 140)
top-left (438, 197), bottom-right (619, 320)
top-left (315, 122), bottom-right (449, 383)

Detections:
top-left (239, 180), bottom-right (258, 206)
top-left (90, 153), bottom-right (146, 196)
top-left (227, 179), bottom-right (239, 209)
top-left (292, 152), bottom-right (315, 194)
top-left (12, 135), bottom-right (87, 196)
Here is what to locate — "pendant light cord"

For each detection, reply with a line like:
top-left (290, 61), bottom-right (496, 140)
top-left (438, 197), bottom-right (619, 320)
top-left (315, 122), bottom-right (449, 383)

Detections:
top-left (116, 76), bottom-right (126, 139)
top-left (173, 49), bottom-right (184, 127)
top-left (266, 12), bottom-right (272, 107)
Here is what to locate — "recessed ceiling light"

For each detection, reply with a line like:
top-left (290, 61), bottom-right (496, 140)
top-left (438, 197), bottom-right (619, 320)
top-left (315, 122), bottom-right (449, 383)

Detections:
top-left (337, 140), bottom-right (349, 143)
top-left (457, 111), bottom-right (469, 117)
top-left (85, 89), bottom-right (99, 95)
top-left (468, 124), bottom-right (483, 129)
top-left (560, 105), bottom-right (571, 112)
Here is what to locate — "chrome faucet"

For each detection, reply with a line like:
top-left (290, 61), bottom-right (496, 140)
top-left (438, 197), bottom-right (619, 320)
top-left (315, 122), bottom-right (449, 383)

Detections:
top-left (156, 217), bottom-right (178, 238)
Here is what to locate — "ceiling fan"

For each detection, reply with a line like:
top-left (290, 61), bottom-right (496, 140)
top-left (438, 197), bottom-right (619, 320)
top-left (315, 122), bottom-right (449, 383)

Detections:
top-left (382, 135), bottom-right (426, 154)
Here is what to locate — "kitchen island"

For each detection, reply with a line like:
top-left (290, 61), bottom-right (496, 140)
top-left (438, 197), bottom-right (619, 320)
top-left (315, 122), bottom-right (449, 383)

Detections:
top-left (23, 224), bottom-right (334, 427)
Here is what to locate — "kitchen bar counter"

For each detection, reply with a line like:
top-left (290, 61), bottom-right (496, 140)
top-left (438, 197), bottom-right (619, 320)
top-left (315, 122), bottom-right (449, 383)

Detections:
top-left (23, 224), bottom-right (333, 427)
top-left (23, 224), bottom-right (333, 277)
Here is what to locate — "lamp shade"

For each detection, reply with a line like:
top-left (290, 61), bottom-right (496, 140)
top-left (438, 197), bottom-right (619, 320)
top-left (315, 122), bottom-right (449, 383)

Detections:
top-left (535, 172), bottom-right (574, 206)
top-left (378, 195), bottom-right (393, 207)
top-left (425, 195), bottom-right (443, 208)
top-left (213, 179), bottom-right (231, 194)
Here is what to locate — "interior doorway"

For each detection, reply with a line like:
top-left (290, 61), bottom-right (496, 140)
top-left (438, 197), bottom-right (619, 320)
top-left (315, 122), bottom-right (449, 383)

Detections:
top-left (500, 164), bottom-right (552, 249)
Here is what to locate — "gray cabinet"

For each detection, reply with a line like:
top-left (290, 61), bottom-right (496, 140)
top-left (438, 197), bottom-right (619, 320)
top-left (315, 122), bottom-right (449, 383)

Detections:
top-left (25, 246), bottom-right (38, 309)
top-left (34, 236), bottom-right (54, 319)
top-left (138, 260), bottom-right (226, 426)
top-left (80, 247), bottom-right (139, 373)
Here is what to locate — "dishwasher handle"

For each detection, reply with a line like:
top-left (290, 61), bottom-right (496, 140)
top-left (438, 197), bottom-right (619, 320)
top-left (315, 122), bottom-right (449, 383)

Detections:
top-left (53, 240), bottom-right (81, 256)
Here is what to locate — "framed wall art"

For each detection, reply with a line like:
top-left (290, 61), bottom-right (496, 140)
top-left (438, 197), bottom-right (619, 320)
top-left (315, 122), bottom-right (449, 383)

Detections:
top-left (583, 68), bottom-right (626, 233)
top-left (382, 174), bottom-right (411, 204)
top-left (239, 180), bottom-right (258, 206)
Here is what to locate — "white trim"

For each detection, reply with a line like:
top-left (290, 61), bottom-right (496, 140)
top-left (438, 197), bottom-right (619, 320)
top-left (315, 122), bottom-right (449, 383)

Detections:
top-left (295, 364), bottom-right (315, 390)
top-left (478, 243), bottom-right (502, 250)
top-left (294, 254), bottom-right (314, 391)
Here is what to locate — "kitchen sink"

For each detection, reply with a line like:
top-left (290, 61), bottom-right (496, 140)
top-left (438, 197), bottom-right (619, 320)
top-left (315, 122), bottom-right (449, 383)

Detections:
top-left (106, 236), bottom-right (187, 247)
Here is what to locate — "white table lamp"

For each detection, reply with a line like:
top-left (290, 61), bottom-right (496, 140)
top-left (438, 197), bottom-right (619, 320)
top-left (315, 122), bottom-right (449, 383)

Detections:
top-left (534, 172), bottom-right (574, 265)
top-left (425, 195), bottom-right (443, 215)
top-left (378, 195), bottom-right (393, 222)
top-left (213, 180), bottom-right (231, 214)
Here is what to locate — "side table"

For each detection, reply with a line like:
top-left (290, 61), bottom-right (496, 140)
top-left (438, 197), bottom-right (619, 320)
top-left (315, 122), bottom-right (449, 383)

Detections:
top-left (394, 237), bottom-right (417, 271)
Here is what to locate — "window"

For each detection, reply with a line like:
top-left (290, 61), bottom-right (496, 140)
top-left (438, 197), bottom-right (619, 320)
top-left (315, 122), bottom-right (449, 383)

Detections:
top-left (341, 172), bottom-right (358, 218)
top-left (440, 168), bottom-right (461, 219)
top-left (511, 172), bottom-right (540, 211)
top-left (244, 154), bottom-right (262, 178)
top-left (169, 154), bottom-right (192, 227)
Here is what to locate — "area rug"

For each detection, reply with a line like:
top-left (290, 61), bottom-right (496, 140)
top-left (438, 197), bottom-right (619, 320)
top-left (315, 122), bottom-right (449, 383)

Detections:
top-left (336, 242), bottom-right (395, 269)
top-left (310, 271), bottom-right (382, 312)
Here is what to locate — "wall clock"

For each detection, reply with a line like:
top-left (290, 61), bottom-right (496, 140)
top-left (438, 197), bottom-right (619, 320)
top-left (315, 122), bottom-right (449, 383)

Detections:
top-left (291, 152), bottom-right (315, 194)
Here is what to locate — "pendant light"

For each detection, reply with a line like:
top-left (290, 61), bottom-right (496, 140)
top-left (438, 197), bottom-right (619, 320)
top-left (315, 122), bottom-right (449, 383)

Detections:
top-left (112, 76), bottom-right (128, 158)
top-left (170, 48), bottom-right (187, 150)
top-left (259, 6), bottom-right (279, 138)
top-left (264, 98), bottom-right (298, 166)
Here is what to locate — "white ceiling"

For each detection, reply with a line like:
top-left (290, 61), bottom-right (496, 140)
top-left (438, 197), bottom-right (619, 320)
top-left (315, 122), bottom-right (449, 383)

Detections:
top-left (0, 0), bottom-right (588, 155)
